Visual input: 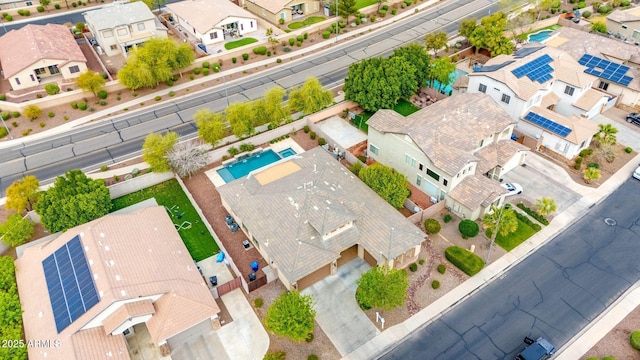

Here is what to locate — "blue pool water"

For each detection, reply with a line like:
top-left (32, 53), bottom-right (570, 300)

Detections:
top-left (217, 148), bottom-right (297, 182)
top-left (528, 29), bottom-right (553, 43)
top-left (432, 68), bottom-right (468, 96)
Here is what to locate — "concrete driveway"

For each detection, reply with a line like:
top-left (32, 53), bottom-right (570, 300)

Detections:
top-left (595, 108), bottom-right (640, 150)
top-left (301, 258), bottom-right (379, 356)
top-left (501, 152), bottom-right (584, 213)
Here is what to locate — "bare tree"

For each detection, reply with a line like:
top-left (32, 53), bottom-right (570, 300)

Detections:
top-left (166, 141), bottom-right (209, 177)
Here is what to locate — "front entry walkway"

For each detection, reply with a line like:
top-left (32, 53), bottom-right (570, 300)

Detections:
top-left (301, 258), bottom-right (379, 356)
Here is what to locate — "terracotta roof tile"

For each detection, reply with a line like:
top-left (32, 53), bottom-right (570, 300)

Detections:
top-left (475, 140), bottom-right (528, 175)
top-left (103, 300), bottom-right (155, 335)
top-left (447, 175), bottom-right (506, 211)
top-left (166, 0), bottom-right (256, 34)
top-left (246, 0), bottom-right (294, 14)
top-left (573, 88), bottom-right (608, 111)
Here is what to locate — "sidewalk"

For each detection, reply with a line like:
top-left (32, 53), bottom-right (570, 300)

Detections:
top-left (343, 153), bottom-right (640, 360)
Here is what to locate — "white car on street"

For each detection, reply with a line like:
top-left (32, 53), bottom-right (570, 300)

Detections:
top-left (633, 165), bottom-right (640, 180)
top-left (501, 182), bottom-right (523, 196)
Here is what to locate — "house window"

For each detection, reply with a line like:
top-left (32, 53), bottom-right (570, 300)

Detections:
top-left (501, 94), bottom-right (510, 104)
top-left (443, 179), bottom-right (448, 186)
top-left (426, 168), bottom-right (440, 181)
top-left (405, 154), bottom-right (416, 167)
top-left (30, 74), bottom-right (35, 81)
top-left (210, 32), bottom-right (218, 39)
top-left (103, 30), bottom-right (113, 38)
top-left (634, 30), bottom-right (640, 39)
top-left (35, 68), bottom-right (45, 75)
top-left (479, 83), bottom-right (487, 93)
top-left (137, 23), bottom-right (145, 31)
top-left (580, 140), bottom-right (587, 149)
top-left (622, 24), bottom-right (628, 29)
top-left (479, 139), bottom-right (484, 147)
top-left (15, 78), bottom-right (20, 85)
top-left (416, 174), bottom-right (422, 186)
top-left (369, 144), bottom-right (378, 155)
top-left (240, 23), bottom-right (244, 31)
top-left (598, 81), bottom-right (609, 91)
top-left (110, 45), bottom-right (117, 50)
top-left (25, 1), bottom-right (32, 5)
top-left (117, 28), bottom-right (128, 36)
top-left (250, 21), bottom-right (254, 28)
top-left (69, 65), bottom-right (80, 74)
top-left (564, 86), bottom-right (575, 96)
top-left (418, 163), bottom-right (424, 171)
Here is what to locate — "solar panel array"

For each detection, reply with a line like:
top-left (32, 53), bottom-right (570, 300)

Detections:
top-left (43, 235), bottom-right (99, 333)
top-left (578, 54), bottom-right (633, 86)
top-left (513, 46), bottom-right (544, 58)
top-left (524, 112), bottom-right (572, 137)
top-left (475, 60), bottom-right (515, 73)
top-left (511, 54), bottom-right (554, 83)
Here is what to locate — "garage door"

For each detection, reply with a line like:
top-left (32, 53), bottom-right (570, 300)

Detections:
top-left (337, 245), bottom-right (358, 267)
top-left (296, 264), bottom-right (331, 291)
top-left (363, 249), bottom-right (377, 266)
top-left (166, 318), bottom-right (213, 350)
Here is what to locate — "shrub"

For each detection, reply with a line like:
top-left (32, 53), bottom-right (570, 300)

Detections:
top-left (0, 111), bottom-right (9, 120)
top-left (598, 5), bottom-right (613, 13)
top-left (458, 219), bottom-right (479, 238)
top-left (349, 161), bottom-right (363, 176)
top-left (626, 146), bottom-right (633, 153)
top-left (437, 264), bottom-right (446, 274)
top-left (113, 175), bottom-right (119, 182)
top-left (78, 101), bottom-right (88, 110)
top-left (0, 94), bottom-right (5, 100)
top-left (267, 51), bottom-right (271, 56)
top-left (358, 155), bottom-right (367, 163)
top-left (303, 32), bottom-right (308, 39)
top-left (264, 352), bottom-right (286, 360)
top-left (189, 74), bottom-right (194, 80)
top-left (154, 96), bottom-right (161, 101)
top-left (303, 125), bottom-right (310, 133)
top-left (232, 57), bottom-right (237, 63)
top-left (305, 332), bottom-right (314, 343)
top-left (37, 6), bottom-right (45, 12)
top-left (39, 121), bottom-right (45, 128)
top-left (308, 355), bottom-right (318, 360)
top-left (166, 79), bottom-right (174, 86)
top-left (253, 46), bottom-right (267, 55)
top-left (370, 15), bottom-right (376, 22)
top-left (100, 165), bottom-right (109, 172)
top-left (283, 46), bottom-right (292, 52)
top-left (22, 128), bottom-right (32, 136)
top-left (409, 263), bottom-right (418, 272)
top-left (254, 298), bottom-right (264, 308)
top-left (318, 137), bottom-right (326, 146)
top-left (587, 162), bottom-right (599, 169)
top-left (431, 280), bottom-right (440, 289)
top-left (12, 111), bottom-right (19, 118)
top-left (382, 4), bottom-right (389, 10)
top-left (276, 58), bottom-right (282, 63)
top-left (297, 35), bottom-right (304, 42)
top-left (631, 331), bottom-right (640, 350)
top-left (444, 214), bottom-right (452, 223)
top-left (45, 83), bottom-right (60, 95)
top-left (445, 246), bottom-right (484, 276)
top-left (239, 143), bottom-right (255, 152)
top-left (379, 9), bottom-right (387, 17)
top-left (579, 148), bottom-right (593, 157)
top-left (97, 89), bottom-right (108, 99)
top-left (289, 38), bottom-right (295, 46)
top-left (11, 121), bottom-right (18, 127)
top-left (55, 4), bottom-right (60, 9)
top-left (193, 67), bottom-right (201, 75)
top-left (228, 147), bottom-right (240, 156)
top-left (242, 53), bottom-right (249, 61)
top-left (202, 68), bottom-right (209, 75)
top-left (309, 131), bottom-right (316, 140)
top-left (418, 259), bottom-right (425, 265)
top-left (202, 61), bottom-right (210, 69)
top-left (48, 111), bottom-right (55, 118)
top-left (0, 127), bottom-right (7, 138)
top-left (297, 40), bottom-right (302, 47)
top-left (169, 91), bottom-right (175, 97)
top-left (583, 10), bottom-right (592, 18)
top-left (574, 156), bottom-right (583, 170)
top-left (391, 8), bottom-right (397, 15)
top-left (424, 218), bottom-right (441, 234)
top-left (514, 211), bottom-right (542, 231)
top-left (322, 31), bottom-right (331, 39)
top-left (4, 15), bottom-right (12, 21)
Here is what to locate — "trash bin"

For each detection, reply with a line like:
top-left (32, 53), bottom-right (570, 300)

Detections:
top-left (248, 273), bottom-right (256, 281)
top-left (250, 261), bottom-right (259, 272)
top-left (209, 276), bottom-right (218, 286)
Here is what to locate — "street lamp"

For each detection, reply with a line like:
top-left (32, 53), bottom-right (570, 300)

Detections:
top-left (222, 72), bottom-right (229, 106)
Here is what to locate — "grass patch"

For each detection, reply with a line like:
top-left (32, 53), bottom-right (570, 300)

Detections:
top-left (355, 0), bottom-right (376, 9)
top-left (288, 16), bottom-right (327, 29)
top-left (351, 111), bottom-right (373, 133)
top-left (393, 98), bottom-right (420, 116)
top-left (224, 37), bottom-right (258, 50)
top-left (111, 179), bottom-right (219, 261)
top-left (495, 219), bottom-right (538, 251)
top-left (445, 246), bottom-right (484, 276)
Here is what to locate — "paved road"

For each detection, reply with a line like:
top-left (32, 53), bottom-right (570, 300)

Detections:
top-left (0, 0), bottom-right (498, 193)
top-left (381, 178), bottom-right (640, 359)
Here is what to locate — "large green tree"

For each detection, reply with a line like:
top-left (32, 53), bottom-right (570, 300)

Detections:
top-left (5, 175), bottom-right (39, 213)
top-left (337, 0), bottom-right (358, 24)
top-left (288, 77), bottom-right (334, 115)
top-left (262, 86), bottom-right (290, 128)
top-left (482, 205), bottom-right (518, 238)
top-left (194, 109), bottom-right (227, 146)
top-left (76, 69), bottom-right (105, 100)
top-left (358, 164), bottom-right (410, 208)
top-left (0, 213), bottom-right (34, 247)
top-left (343, 57), bottom-right (417, 112)
top-left (593, 123), bottom-right (618, 147)
top-left (142, 132), bottom-right (179, 172)
top-left (0, 256), bottom-right (26, 360)
top-left (226, 101), bottom-right (256, 138)
top-left (264, 290), bottom-right (316, 342)
top-left (356, 266), bottom-right (408, 311)
top-left (459, 18), bottom-right (477, 40)
top-left (468, 13), bottom-right (513, 56)
top-left (424, 31), bottom-right (448, 56)
top-left (430, 56), bottom-right (457, 92)
top-left (391, 43), bottom-right (431, 87)
top-left (34, 170), bottom-right (112, 233)
top-left (535, 197), bottom-right (557, 216)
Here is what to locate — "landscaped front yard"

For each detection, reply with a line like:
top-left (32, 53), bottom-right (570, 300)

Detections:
top-left (494, 218), bottom-right (539, 251)
top-left (111, 179), bottom-right (219, 261)
top-left (288, 16), bottom-right (326, 29)
top-left (224, 37), bottom-right (258, 50)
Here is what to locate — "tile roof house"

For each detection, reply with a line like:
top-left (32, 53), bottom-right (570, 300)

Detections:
top-left (606, 6), bottom-right (640, 41)
top-left (15, 206), bottom-right (220, 359)
top-left (241, 0), bottom-right (321, 25)
top-left (367, 93), bottom-right (527, 220)
top-left (217, 147), bottom-right (424, 290)
top-left (83, 2), bottom-right (167, 58)
top-left (461, 45), bottom-right (603, 159)
top-left (166, 0), bottom-right (257, 53)
top-left (0, 24), bottom-right (87, 91)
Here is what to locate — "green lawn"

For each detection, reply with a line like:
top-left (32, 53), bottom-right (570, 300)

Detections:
top-left (495, 219), bottom-right (538, 251)
top-left (355, 0), bottom-right (377, 9)
top-left (224, 37), bottom-right (258, 50)
top-left (111, 179), bottom-right (219, 261)
top-left (288, 16), bottom-right (327, 29)
top-left (351, 111), bottom-right (373, 133)
top-left (393, 98), bottom-right (420, 116)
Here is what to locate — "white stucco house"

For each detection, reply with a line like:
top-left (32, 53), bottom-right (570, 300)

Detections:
top-left (367, 93), bottom-right (529, 220)
top-left (83, 2), bottom-right (167, 58)
top-left (166, 0), bottom-right (258, 53)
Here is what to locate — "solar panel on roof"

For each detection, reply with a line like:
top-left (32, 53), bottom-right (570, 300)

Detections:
top-left (524, 112), bottom-right (572, 137)
top-left (474, 60), bottom-right (515, 72)
top-left (514, 46), bottom-right (545, 58)
top-left (511, 54), bottom-right (554, 83)
top-left (43, 235), bottom-right (99, 333)
top-left (578, 53), bottom-right (633, 86)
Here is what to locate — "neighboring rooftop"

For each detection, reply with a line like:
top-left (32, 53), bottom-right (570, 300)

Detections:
top-left (448, 174), bottom-right (506, 211)
top-left (0, 24), bottom-right (86, 78)
top-left (83, 1), bottom-right (154, 30)
top-left (246, 0), bottom-right (293, 14)
top-left (166, 0), bottom-right (256, 34)
top-left (522, 106), bottom-right (599, 145)
top-left (607, 6), bottom-right (640, 23)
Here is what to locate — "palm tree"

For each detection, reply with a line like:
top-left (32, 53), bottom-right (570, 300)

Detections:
top-left (593, 123), bottom-right (618, 147)
top-left (482, 205), bottom-right (518, 238)
top-left (535, 198), bottom-right (557, 216)
top-left (583, 167), bottom-right (601, 184)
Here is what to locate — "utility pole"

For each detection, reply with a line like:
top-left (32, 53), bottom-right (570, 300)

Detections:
top-left (485, 205), bottom-right (504, 264)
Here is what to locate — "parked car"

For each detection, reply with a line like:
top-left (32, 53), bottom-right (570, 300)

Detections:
top-left (633, 164), bottom-right (640, 180)
top-left (626, 113), bottom-right (640, 127)
top-left (516, 336), bottom-right (555, 360)
top-left (501, 182), bottom-right (523, 196)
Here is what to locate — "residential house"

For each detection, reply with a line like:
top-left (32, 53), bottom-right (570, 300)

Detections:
top-left (367, 93), bottom-right (528, 220)
top-left (606, 6), bottom-right (640, 41)
top-left (83, 2), bottom-right (167, 57)
top-left (547, 27), bottom-right (640, 108)
top-left (0, 24), bottom-right (87, 91)
top-left (0, 0), bottom-right (34, 10)
top-left (217, 147), bottom-right (424, 291)
top-left (166, 0), bottom-right (257, 53)
top-left (242, 0), bottom-right (320, 24)
top-left (464, 45), bottom-right (604, 159)
top-left (15, 206), bottom-right (220, 359)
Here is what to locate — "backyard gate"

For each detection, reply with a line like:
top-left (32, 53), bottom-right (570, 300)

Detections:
top-left (216, 277), bottom-right (242, 297)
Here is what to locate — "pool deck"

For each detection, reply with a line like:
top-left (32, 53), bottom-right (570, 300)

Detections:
top-left (205, 138), bottom-right (305, 187)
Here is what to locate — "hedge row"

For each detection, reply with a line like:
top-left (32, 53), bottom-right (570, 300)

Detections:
top-left (445, 246), bottom-right (484, 276)
top-left (514, 211), bottom-right (542, 232)
top-left (516, 203), bottom-right (549, 225)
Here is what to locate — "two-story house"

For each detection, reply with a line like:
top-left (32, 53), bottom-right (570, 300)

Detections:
top-left (83, 1), bottom-right (167, 57)
top-left (367, 93), bottom-right (528, 220)
top-left (241, 0), bottom-right (320, 24)
top-left (606, 6), bottom-right (640, 41)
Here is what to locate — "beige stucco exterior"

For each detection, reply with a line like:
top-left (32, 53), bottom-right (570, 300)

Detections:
top-left (9, 58), bottom-right (86, 91)
top-left (243, 0), bottom-right (320, 24)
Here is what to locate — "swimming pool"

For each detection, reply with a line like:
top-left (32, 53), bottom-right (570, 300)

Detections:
top-left (528, 29), bottom-right (553, 43)
top-left (217, 148), bottom-right (297, 182)
top-left (432, 68), bottom-right (468, 96)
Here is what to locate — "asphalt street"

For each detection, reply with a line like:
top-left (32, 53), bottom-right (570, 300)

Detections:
top-left (0, 0), bottom-right (499, 193)
top-left (381, 178), bottom-right (640, 359)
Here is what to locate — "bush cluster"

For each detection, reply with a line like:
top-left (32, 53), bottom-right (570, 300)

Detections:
top-left (458, 219), bottom-right (479, 238)
top-left (445, 246), bottom-right (484, 276)
top-left (309, 131), bottom-right (316, 140)
top-left (631, 330), bottom-right (640, 350)
top-left (17, 9), bottom-right (30, 16)
top-left (625, 146), bottom-right (633, 153)
top-left (0, 127), bottom-right (8, 139)
top-left (516, 203), bottom-right (549, 226)
top-left (253, 46), bottom-right (267, 55)
top-left (254, 298), bottom-right (264, 308)
top-left (431, 280), bottom-right (440, 289)
top-left (444, 214), bottom-right (452, 223)
top-left (317, 137), bottom-right (326, 146)
top-left (579, 148), bottom-right (593, 157)
top-left (574, 156), bottom-right (583, 170)
top-left (303, 125), bottom-right (310, 133)
top-left (239, 143), bottom-right (255, 152)
top-left (242, 53), bottom-right (249, 61)
top-left (77, 101), bottom-right (87, 110)
top-left (409, 263), bottom-right (418, 272)
top-left (514, 211), bottom-right (542, 231)
top-left (437, 264), bottom-right (446, 274)
top-left (424, 218), bottom-right (441, 234)
top-left (2, 13), bottom-right (13, 21)
top-left (98, 89), bottom-right (108, 99)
